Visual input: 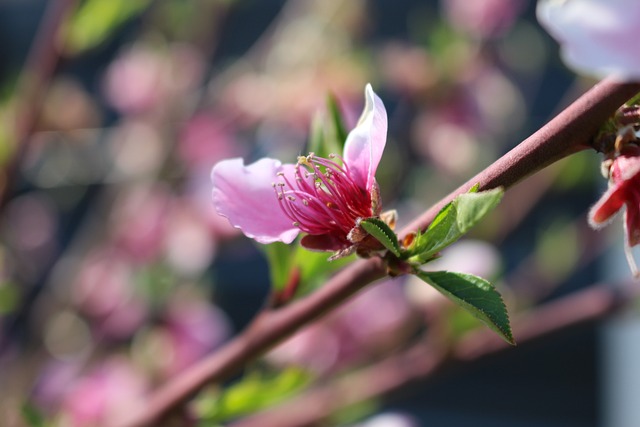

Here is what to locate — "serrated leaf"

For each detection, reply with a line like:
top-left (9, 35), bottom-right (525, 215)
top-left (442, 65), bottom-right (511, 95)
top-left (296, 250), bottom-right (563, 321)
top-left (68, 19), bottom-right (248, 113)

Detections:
top-left (408, 188), bottom-right (503, 263)
top-left (415, 270), bottom-right (514, 345)
top-left (359, 217), bottom-right (401, 257)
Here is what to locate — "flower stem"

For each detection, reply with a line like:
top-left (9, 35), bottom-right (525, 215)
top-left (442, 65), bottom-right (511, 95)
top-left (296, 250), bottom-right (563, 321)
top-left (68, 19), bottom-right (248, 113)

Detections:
top-left (117, 77), bottom-right (640, 427)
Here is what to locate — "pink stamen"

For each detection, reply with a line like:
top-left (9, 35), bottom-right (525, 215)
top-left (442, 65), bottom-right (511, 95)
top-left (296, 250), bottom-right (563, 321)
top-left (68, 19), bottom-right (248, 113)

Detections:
top-left (274, 153), bottom-right (373, 244)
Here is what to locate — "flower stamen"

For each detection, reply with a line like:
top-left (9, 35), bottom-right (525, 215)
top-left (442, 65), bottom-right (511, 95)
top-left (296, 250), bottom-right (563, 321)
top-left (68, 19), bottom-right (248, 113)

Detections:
top-left (274, 152), bottom-right (374, 247)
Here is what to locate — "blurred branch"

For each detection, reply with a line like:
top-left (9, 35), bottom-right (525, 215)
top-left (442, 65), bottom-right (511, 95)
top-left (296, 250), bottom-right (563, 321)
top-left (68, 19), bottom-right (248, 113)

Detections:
top-left (118, 78), bottom-right (640, 427)
top-left (231, 280), bottom-right (637, 427)
top-left (2, 0), bottom-right (77, 205)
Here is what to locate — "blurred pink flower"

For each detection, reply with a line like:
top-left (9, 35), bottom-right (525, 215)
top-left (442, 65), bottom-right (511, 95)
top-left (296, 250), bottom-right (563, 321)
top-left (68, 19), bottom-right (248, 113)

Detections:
top-left (185, 169), bottom-right (241, 240)
top-left (163, 202), bottom-right (217, 276)
top-left (59, 358), bottom-right (148, 427)
top-left (211, 85), bottom-right (388, 255)
top-left (179, 112), bottom-right (240, 169)
top-left (268, 280), bottom-right (415, 374)
top-left (537, 0), bottom-right (640, 80)
top-left (161, 298), bottom-right (231, 377)
top-left (104, 43), bottom-right (203, 115)
top-left (443, 0), bottom-right (526, 38)
top-left (267, 323), bottom-right (341, 374)
top-left (334, 279), bottom-right (414, 356)
top-left (73, 249), bottom-right (147, 339)
top-left (110, 185), bottom-right (170, 264)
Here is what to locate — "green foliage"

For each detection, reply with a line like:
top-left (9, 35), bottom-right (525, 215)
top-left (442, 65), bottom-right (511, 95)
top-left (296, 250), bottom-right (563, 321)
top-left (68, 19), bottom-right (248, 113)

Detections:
top-left (328, 399), bottom-right (380, 427)
top-left (196, 368), bottom-right (311, 425)
top-left (134, 262), bottom-right (176, 308)
top-left (260, 242), bottom-right (354, 295)
top-left (327, 93), bottom-right (348, 146)
top-left (262, 242), bottom-right (293, 291)
top-left (21, 404), bottom-right (48, 427)
top-left (358, 218), bottom-right (401, 257)
top-left (307, 94), bottom-right (348, 158)
top-left (407, 187), bottom-right (503, 263)
top-left (295, 247), bottom-right (354, 294)
top-left (63, 0), bottom-right (152, 54)
top-left (415, 270), bottom-right (514, 345)
top-left (0, 282), bottom-right (19, 314)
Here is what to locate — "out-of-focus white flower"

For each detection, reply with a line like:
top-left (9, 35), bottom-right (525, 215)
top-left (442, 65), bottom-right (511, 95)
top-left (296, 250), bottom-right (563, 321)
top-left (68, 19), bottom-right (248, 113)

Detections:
top-left (350, 412), bottom-right (418, 427)
top-left (537, 0), bottom-right (640, 80)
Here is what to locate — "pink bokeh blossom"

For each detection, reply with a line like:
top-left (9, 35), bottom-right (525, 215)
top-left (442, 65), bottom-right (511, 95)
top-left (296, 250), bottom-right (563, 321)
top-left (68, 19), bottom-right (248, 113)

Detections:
top-left (443, 0), bottom-right (526, 38)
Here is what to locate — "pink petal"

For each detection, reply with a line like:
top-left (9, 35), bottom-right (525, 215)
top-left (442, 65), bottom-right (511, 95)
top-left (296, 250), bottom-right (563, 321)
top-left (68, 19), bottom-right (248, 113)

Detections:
top-left (343, 84), bottom-right (388, 191)
top-left (537, 0), bottom-right (640, 80)
top-left (211, 158), bottom-right (300, 244)
top-left (588, 184), bottom-right (626, 227)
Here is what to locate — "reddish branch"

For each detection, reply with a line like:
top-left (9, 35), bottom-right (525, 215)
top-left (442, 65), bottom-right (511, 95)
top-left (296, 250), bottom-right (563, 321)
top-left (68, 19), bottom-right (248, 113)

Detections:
top-left (232, 281), bottom-right (637, 427)
top-left (118, 78), bottom-right (640, 427)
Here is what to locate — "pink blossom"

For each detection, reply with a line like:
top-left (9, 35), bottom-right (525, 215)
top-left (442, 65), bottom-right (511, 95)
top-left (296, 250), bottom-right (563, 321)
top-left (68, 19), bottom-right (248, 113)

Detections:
top-left (267, 280), bottom-right (415, 373)
top-left (161, 299), bottom-right (231, 377)
top-left (55, 358), bottom-right (148, 427)
top-left (537, 0), bottom-right (640, 81)
top-left (443, 0), bottom-right (526, 38)
top-left (211, 85), bottom-right (388, 254)
top-left (589, 143), bottom-right (640, 275)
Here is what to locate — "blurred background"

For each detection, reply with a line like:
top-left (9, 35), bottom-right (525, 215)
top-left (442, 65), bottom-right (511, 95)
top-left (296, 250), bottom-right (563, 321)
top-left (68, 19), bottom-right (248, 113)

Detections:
top-left (0, 0), bottom-right (633, 426)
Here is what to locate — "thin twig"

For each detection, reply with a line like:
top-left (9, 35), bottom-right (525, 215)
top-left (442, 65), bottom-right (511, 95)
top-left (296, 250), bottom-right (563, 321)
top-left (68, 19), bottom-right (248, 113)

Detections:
top-left (117, 78), bottom-right (640, 427)
top-left (2, 0), bottom-right (77, 207)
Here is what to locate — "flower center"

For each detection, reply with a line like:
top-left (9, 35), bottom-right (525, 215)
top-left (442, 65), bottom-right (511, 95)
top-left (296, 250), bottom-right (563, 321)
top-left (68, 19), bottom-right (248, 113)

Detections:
top-left (273, 153), bottom-right (372, 240)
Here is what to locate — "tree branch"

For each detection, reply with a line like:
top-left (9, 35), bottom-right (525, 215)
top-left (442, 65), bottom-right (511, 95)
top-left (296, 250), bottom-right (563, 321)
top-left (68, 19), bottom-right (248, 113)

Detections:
top-left (117, 78), bottom-right (640, 427)
top-left (231, 281), bottom-right (637, 427)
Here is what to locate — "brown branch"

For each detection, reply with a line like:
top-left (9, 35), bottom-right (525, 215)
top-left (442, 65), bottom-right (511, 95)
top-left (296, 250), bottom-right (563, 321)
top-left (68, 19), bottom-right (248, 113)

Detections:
top-left (117, 78), bottom-right (640, 427)
top-left (401, 78), bottom-right (640, 237)
top-left (231, 281), bottom-right (637, 427)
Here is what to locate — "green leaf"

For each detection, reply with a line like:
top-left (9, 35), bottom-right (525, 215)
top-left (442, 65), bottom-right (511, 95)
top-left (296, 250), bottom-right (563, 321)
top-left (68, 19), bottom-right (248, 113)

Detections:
top-left (21, 404), bottom-right (47, 427)
top-left (359, 217), bottom-right (401, 257)
top-left (197, 368), bottom-right (311, 423)
top-left (327, 93), bottom-right (348, 146)
top-left (261, 242), bottom-right (294, 291)
top-left (415, 270), bottom-right (514, 345)
top-left (63, 0), bottom-right (152, 54)
top-left (307, 113), bottom-right (328, 158)
top-left (295, 246), bottom-right (354, 296)
top-left (455, 187), bottom-right (503, 233)
top-left (408, 188), bottom-right (503, 263)
top-left (306, 94), bottom-right (348, 158)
